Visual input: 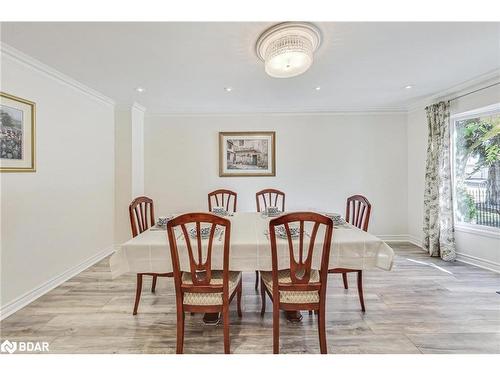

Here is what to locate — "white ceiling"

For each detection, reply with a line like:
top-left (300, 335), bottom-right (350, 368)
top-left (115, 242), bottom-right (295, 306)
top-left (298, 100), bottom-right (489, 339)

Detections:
top-left (1, 22), bottom-right (499, 113)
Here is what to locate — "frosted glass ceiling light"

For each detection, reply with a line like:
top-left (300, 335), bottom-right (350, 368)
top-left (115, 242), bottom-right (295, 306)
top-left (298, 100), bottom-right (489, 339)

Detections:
top-left (256, 22), bottom-right (321, 78)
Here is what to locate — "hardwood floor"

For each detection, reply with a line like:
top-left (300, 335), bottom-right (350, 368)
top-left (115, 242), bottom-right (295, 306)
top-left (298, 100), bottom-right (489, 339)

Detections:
top-left (1, 243), bottom-right (499, 354)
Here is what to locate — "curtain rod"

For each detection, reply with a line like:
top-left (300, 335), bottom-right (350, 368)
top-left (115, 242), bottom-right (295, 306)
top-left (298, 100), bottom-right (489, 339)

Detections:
top-left (448, 81), bottom-right (500, 102)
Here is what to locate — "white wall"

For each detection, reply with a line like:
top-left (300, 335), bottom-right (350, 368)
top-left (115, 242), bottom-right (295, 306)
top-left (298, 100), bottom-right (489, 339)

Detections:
top-left (0, 48), bottom-right (115, 314)
top-left (145, 113), bottom-right (408, 236)
top-left (406, 80), bottom-right (500, 271)
top-left (131, 105), bottom-right (145, 198)
top-left (114, 110), bottom-right (133, 244)
top-left (114, 104), bottom-right (145, 244)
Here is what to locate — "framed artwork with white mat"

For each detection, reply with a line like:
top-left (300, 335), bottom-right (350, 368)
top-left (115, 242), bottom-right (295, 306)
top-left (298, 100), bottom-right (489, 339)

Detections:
top-left (219, 131), bottom-right (275, 177)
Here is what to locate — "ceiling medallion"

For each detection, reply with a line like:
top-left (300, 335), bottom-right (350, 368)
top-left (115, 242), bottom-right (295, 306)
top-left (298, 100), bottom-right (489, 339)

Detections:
top-left (256, 22), bottom-right (322, 78)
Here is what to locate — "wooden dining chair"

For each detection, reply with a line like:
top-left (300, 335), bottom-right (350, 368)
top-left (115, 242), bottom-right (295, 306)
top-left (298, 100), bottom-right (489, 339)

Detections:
top-left (167, 212), bottom-right (242, 354)
top-left (255, 189), bottom-right (286, 290)
top-left (255, 188), bottom-right (285, 213)
top-left (208, 189), bottom-right (237, 213)
top-left (260, 212), bottom-right (333, 354)
top-left (329, 194), bottom-right (372, 312)
top-left (129, 196), bottom-right (173, 315)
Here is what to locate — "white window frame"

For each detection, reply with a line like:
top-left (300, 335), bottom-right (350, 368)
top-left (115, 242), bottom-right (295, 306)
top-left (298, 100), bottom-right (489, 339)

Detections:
top-left (450, 102), bottom-right (500, 237)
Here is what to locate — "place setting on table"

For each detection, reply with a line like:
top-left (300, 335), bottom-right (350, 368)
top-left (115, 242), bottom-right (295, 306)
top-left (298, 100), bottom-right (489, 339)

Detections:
top-left (149, 208), bottom-right (229, 242)
top-left (147, 206), bottom-right (347, 258)
top-left (263, 212), bottom-right (351, 238)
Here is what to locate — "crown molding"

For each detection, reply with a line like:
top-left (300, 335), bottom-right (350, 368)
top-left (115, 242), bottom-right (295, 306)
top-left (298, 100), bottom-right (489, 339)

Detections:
top-left (1, 42), bottom-right (116, 107)
top-left (405, 68), bottom-right (500, 113)
top-left (131, 102), bottom-right (147, 113)
top-left (145, 108), bottom-right (408, 117)
top-left (115, 102), bottom-right (147, 113)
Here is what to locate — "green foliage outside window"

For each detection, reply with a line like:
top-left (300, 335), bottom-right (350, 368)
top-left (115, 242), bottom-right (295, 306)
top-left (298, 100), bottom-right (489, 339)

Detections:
top-left (454, 113), bottom-right (500, 227)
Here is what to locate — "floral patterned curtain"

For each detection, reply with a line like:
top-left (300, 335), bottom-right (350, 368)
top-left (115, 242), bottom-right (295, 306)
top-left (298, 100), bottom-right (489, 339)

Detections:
top-left (423, 101), bottom-right (456, 261)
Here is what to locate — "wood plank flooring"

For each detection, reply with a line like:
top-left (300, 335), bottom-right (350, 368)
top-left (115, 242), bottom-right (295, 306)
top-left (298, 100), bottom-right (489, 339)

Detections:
top-left (1, 243), bottom-right (499, 354)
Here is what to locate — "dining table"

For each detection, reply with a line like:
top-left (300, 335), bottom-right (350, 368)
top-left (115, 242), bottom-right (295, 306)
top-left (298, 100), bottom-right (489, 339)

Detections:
top-left (110, 211), bottom-right (394, 322)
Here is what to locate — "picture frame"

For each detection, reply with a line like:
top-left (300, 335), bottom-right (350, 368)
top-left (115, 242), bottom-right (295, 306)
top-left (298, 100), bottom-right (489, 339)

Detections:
top-left (219, 131), bottom-right (276, 177)
top-left (0, 92), bottom-right (36, 172)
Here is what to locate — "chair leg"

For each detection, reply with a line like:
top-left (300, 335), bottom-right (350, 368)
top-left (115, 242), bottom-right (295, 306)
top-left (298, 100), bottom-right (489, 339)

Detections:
top-left (255, 271), bottom-right (259, 290)
top-left (260, 277), bottom-right (266, 316)
top-left (151, 274), bottom-right (158, 293)
top-left (357, 270), bottom-right (366, 312)
top-left (237, 279), bottom-right (243, 318)
top-left (176, 308), bottom-right (185, 354)
top-left (308, 310), bottom-right (313, 315)
top-left (342, 272), bottom-right (348, 289)
top-left (318, 306), bottom-right (327, 354)
top-left (223, 305), bottom-right (230, 354)
top-left (133, 274), bottom-right (143, 315)
top-left (273, 303), bottom-right (280, 354)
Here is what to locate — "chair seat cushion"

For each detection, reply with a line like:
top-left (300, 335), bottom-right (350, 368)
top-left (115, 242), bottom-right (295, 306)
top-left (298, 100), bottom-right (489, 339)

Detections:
top-left (181, 270), bottom-right (241, 306)
top-left (260, 269), bottom-right (320, 304)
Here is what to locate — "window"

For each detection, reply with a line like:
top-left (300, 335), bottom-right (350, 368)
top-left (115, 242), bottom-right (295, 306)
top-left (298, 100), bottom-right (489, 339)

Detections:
top-left (452, 104), bottom-right (500, 230)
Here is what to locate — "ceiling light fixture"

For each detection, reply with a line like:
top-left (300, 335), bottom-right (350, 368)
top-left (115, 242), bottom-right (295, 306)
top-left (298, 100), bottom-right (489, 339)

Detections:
top-left (224, 87), bottom-right (233, 92)
top-left (136, 87), bottom-right (145, 93)
top-left (315, 86), bottom-right (321, 91)
top-left (404, 85), bottom-right (413, 89)
top-left (256, 22), bottom-right (321, 78)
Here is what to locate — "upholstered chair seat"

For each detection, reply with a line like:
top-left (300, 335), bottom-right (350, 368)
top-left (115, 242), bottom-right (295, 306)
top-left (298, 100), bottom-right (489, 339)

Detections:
top-left (260, 269), bottom-right (320, 304)
top-left (181, 270), bottom-right (242, 305)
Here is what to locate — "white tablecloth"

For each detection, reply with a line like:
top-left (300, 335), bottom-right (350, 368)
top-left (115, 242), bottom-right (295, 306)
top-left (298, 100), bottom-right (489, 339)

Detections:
top-left (110, 212), bottom-right (394, 278)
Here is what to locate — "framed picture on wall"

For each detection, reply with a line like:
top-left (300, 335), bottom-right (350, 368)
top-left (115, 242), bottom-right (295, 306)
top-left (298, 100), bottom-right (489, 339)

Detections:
top-left (219, 131), bottom-right (276, 177)
top-left (0, 92), bottom-right (36, 172)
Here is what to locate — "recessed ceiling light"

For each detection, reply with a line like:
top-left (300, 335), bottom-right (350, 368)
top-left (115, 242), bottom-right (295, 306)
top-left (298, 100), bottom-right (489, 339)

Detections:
top-left (224, 87), bottom-right (233, 92)
top-left (315, 86), bottom-right (321, 91)
top-left (136, 87), bottom-right (145, 93)
top-left (404, 85), bottom-right (413, 89)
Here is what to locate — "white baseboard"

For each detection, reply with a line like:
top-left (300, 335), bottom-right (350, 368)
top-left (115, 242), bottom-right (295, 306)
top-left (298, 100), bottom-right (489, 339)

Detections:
top-left (379, 234), bottom-right (500, 274)
top-left (0, 246), bottom-right (116, 321)
top-left (455, 252), bottom-right (500, 273)
top-left (406, 234), bottom-right (423, 247)
top-left (377, 234), bottom-right (423, 247)
top-left (376, 234), bottom-right (410, 243)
